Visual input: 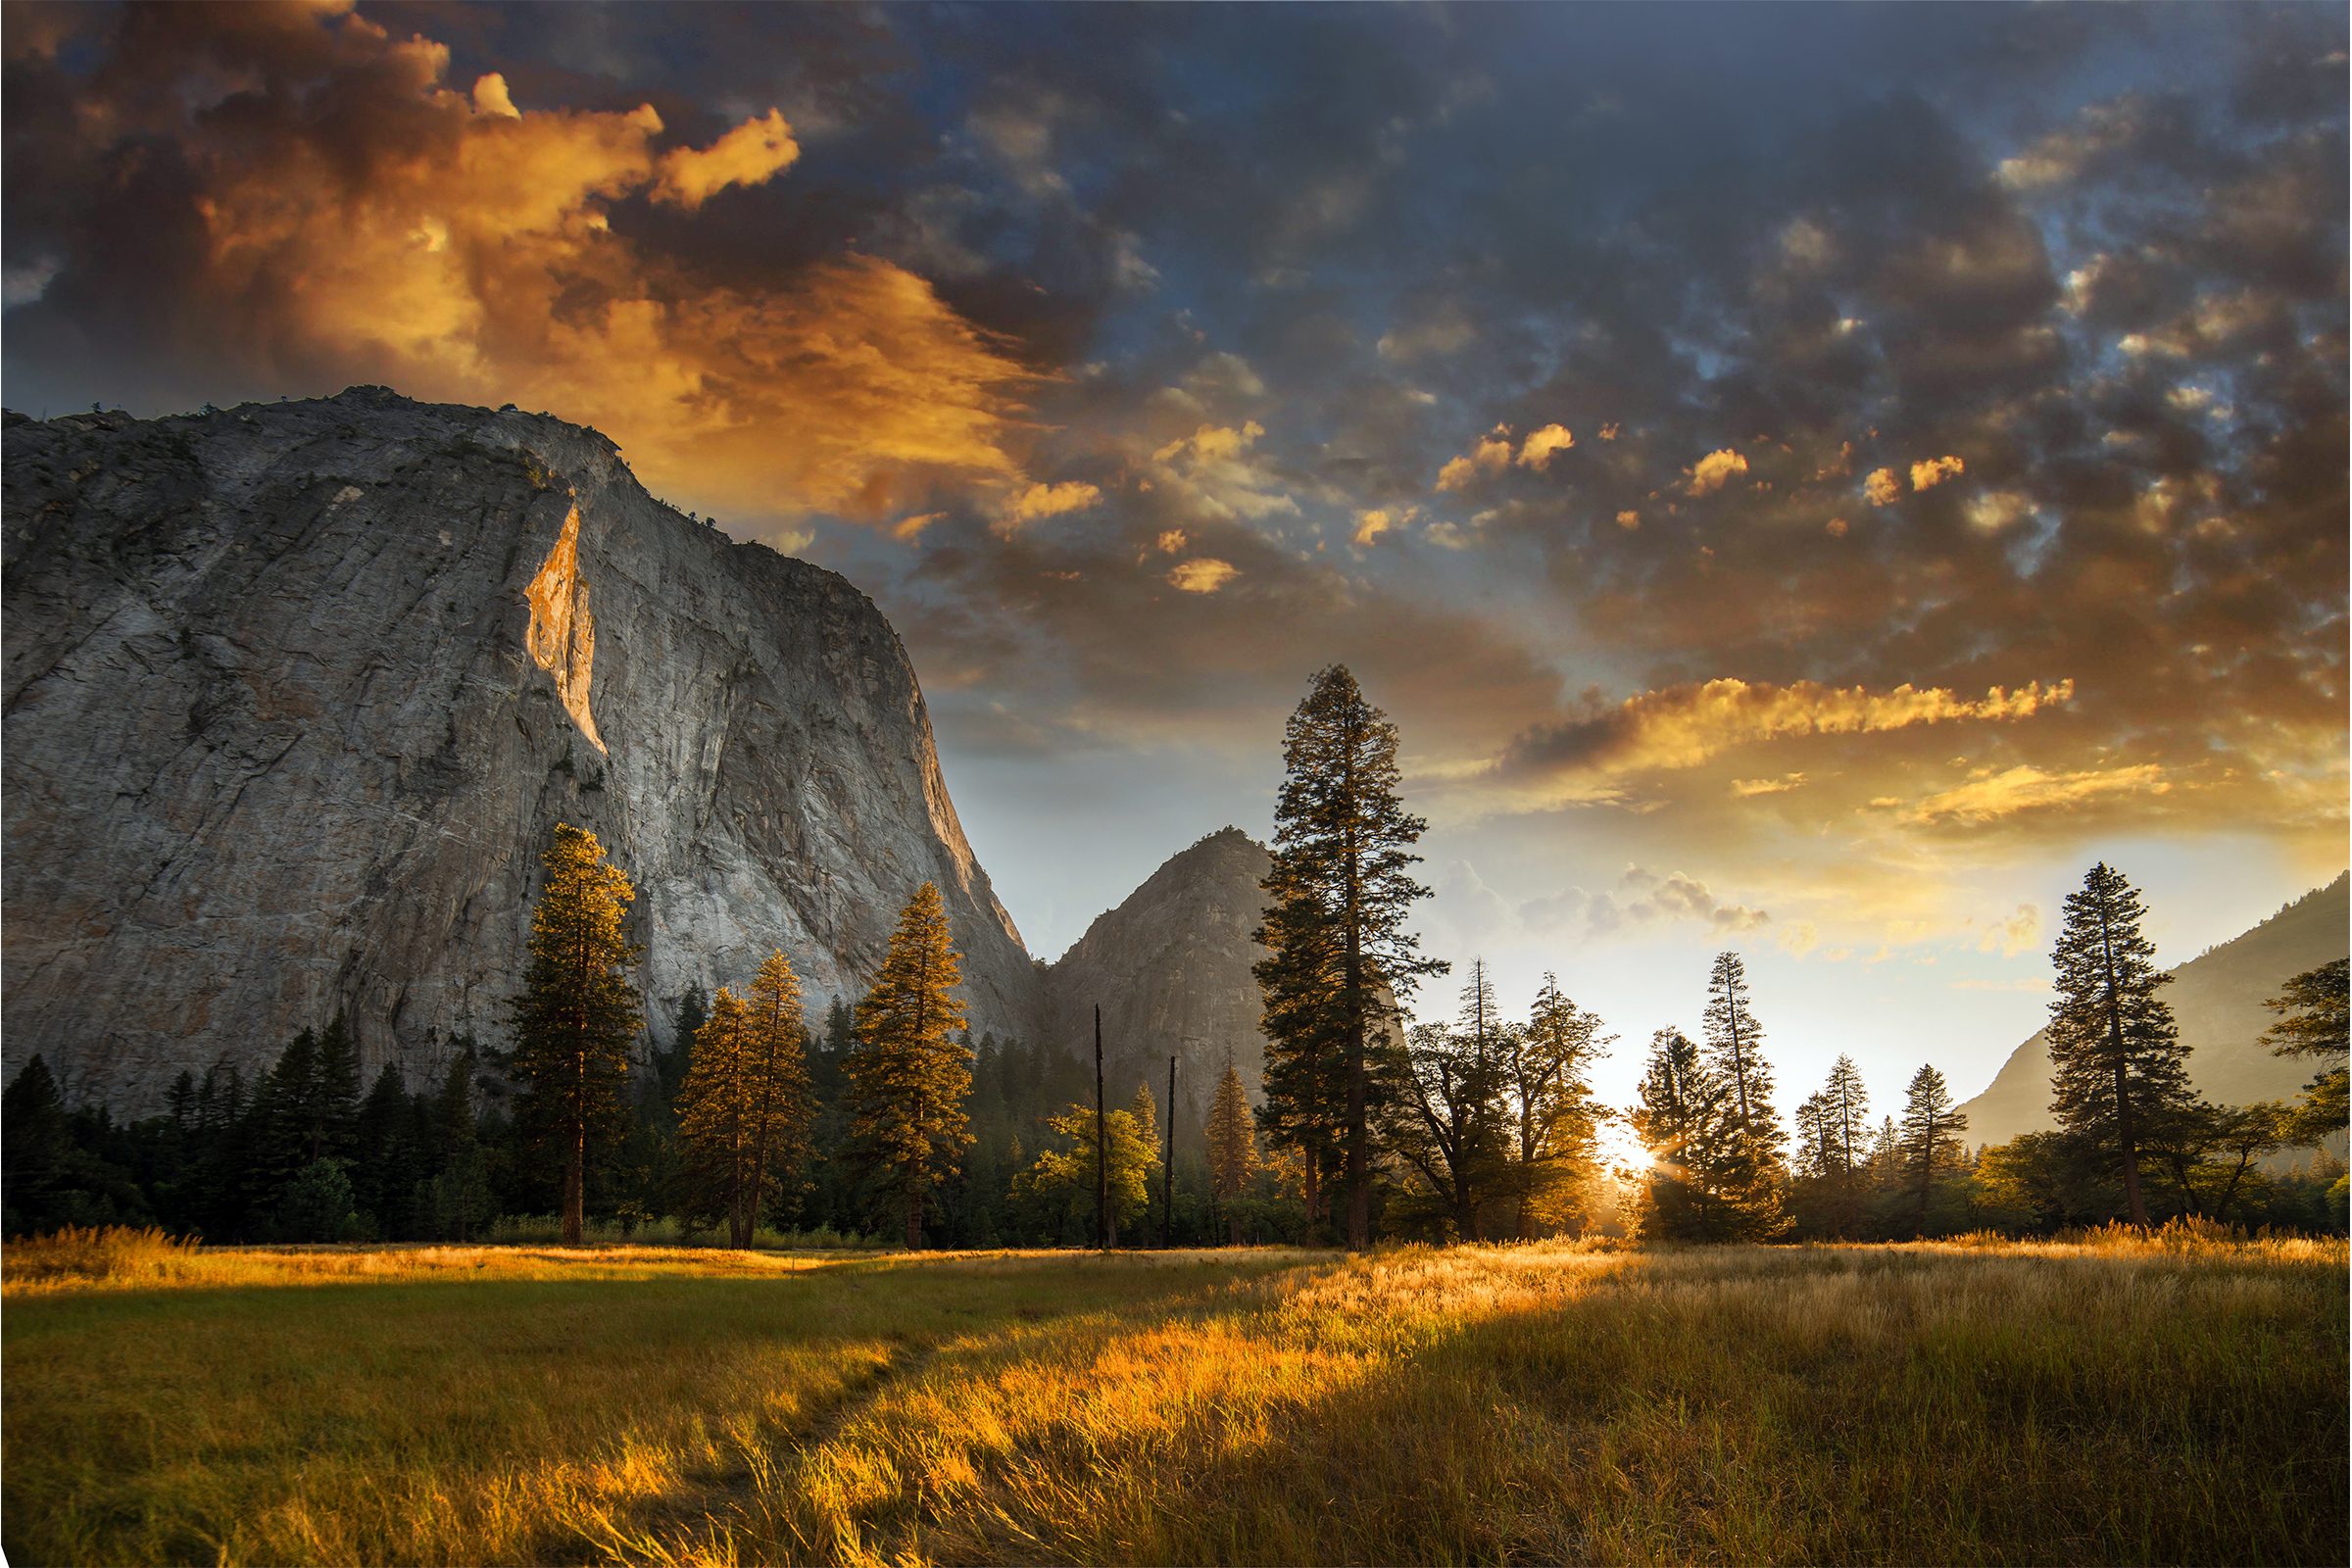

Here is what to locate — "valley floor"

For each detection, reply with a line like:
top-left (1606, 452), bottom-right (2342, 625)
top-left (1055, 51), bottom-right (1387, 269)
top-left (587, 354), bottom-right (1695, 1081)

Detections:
top-left (2, 1232), bottom-right (2344, 1566)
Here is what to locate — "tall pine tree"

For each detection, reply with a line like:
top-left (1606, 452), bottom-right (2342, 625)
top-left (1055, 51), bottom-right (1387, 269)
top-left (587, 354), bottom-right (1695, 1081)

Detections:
top-left (1252, 664), bottom-right (1444, 1249)
top-left (1702, 953), bottom-right (1779, 1150)
top-left (509, 822), bottom-right (643, 1245)
top-left (1897, 1064), bottom-right (1967, 1235)
top-left (2044, 862), bottom-right (2190, 1228)
top-left (1630, 1028), bottom-right (1734, 1240)
top-left (678, 955), bottom-right (817, 1246)
top-left (844, 883), bottom-right (973, 1249)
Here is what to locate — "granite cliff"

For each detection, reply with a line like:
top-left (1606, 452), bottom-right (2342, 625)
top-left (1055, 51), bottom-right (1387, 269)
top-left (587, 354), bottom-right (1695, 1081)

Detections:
top-left (3, 389), bottom-right (1035, 1106)
top-left (1038, 827), bottom-right (1276, 1133)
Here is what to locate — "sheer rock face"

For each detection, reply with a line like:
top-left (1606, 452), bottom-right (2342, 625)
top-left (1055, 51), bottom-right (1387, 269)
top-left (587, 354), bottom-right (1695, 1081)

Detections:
top-left (2, 389), bottom-right (1035, 1107)
top-left (1039, 826), bottom-right (1274, 1132)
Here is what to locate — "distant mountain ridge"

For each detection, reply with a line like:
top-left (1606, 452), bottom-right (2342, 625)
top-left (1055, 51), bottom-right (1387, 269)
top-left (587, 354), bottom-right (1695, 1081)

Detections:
top-left (1955, 873), bottom-right (2350, 1147)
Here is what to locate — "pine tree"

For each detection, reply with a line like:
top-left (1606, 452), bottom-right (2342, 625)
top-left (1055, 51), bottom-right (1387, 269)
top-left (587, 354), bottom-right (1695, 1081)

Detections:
top-left (678, 955), bottom-right (816, 1246)
top-left (648, 983), bottom-right (708, 1126)
top-left (1632, 1024), bottom-right (1787, 1242)
top-left (509, 822), bottom-right (643, 1245)
top-left (2263, 959), bottom-right (2349, 1143)
top-left (3, 1055), bottom-right (73, 1234)
top-left (245, 1027), bottom-right (321, 1219)
top-left (1504, 973), bottom-right (1609, 1236)
top-left (313, 1013), bottom-right (362, 1162)
top-left (1253, 665), bottom-right (1445, 1249)
top-left (741, 952), bottom-right (817, 1233)
top-left (2044, 862), bottom-right (2192, 1228)
top-left (1630, 1028), bottom-right (1735, 1240)
top-left (1702, 953), bottom-right (1779, 1152)
top-left (1206, 1055), bottom-right (1258, 1245)
top-left (1824, 1055), bottom-right (1870, 1181)
top-left (1794, 1092), bottom-right (1835, 1179)
top-left (422, 1047), bottom-right (493, 1241)
top-left (352, 1060), bottom-right (416, 1237)
top-left (844, 883), bottom-right (974, 1249)
top-left (1897, 1064), bottom-right (1967, 1235)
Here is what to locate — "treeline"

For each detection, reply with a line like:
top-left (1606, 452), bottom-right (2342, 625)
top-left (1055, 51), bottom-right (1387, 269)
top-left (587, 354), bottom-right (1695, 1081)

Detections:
top-left (1232, 666), bottom-right (2348, 1246)
top-left (6, 669), bottom-right (2346, 1250)
top-left (0, 826), bottom-right (1304, 1248)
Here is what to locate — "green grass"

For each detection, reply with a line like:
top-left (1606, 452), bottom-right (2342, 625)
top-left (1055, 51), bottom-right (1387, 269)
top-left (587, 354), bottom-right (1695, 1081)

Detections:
top-left (3, 1231), bottom-right (2343, 1565)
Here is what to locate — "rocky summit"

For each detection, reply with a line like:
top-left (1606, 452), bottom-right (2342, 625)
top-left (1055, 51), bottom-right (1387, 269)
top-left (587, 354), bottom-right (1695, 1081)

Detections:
top-left (2, 389), bottom-right (1035, 1106)
top-left (1039, 826), bottom-right (1277, 1132)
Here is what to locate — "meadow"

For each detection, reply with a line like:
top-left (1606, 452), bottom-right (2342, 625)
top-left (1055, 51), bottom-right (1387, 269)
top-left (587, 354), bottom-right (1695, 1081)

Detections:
top-left (2, 1227), bottom-right (2343, 1567)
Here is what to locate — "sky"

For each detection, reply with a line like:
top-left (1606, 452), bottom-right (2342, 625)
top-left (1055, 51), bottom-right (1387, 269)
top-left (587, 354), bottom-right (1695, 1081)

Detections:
top-left (5, 1), bottom-right (2346, 1113)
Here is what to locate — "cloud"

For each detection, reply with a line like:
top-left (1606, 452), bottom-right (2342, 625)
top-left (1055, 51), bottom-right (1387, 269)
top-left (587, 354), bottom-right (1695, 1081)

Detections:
top-left (1516, 423), bottom-right (1575, 469)
top-left (1686, 448), bottom-right (1749, 496)
top-left (1526, 864), bottom-right (1768, 938)
top-left (1976, 903), bottom-right (2042, 957)
top-left (1, 5), bottom-right (1034, 522)
top-left (1614, 510), bottom-right (1641, 530)
top-left (1863, 467), bottom-right (1904, 506)
top-left (1148, 420), bottom-right (1298, 521)
top-left (1166, 559), bottom-right (1240, 593)
top-left (1436, 431), bottom-right (1514, 491)
top-left (1154, 529), bottom-right (1189, 554)
top-left (1730, 773), bottom-right (1807, 797)
top-left (1502, 677), bottom-right (2076, 782)
top-left (1900, 763), bottom-right (2171, 825)
top-left (998, 480), bottom-right (1103, 532)
top-left (1909, 454), bottom-right (1965, 492)
top-left (1965, 491), bottom-right (2033, 534)
top-left (652, 109), bottom-right (802, 209)
top-left (1353, 507), bottom-right (1416, 547)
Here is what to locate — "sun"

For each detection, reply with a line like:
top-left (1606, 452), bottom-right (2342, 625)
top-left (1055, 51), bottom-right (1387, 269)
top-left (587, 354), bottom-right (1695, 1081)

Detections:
top-left (1593, 1112), bottom-right (1652, 1174)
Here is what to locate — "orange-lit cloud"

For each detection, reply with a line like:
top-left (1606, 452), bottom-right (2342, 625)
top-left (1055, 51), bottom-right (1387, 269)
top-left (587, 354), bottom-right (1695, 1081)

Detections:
top-left (1863, 466), bottom-right (1903, 505)
top-left (1900, 762), bottom-right (2169, 825)
top-left (998, 480), bottom-right (1103, 532)
top-left (1731, 772), bottom-right (1808, 797)
top-left (1436, 431), bottom-right (1514, 490)
top-left (50, 7), bottom-right (1031, 523)
top-left (653, 109), bottom-right (802, 209)
top-left (1505, 676), bottom-right (2075, 780)
top-left (1167, 559), bottom-right (1240, 593)
top-left (1909, 454), bottom-right (1965, 491)
top-left (1516, 423), bottom-right (1575, 469)
top-left (1685, 448), bottom-right (1748, 495)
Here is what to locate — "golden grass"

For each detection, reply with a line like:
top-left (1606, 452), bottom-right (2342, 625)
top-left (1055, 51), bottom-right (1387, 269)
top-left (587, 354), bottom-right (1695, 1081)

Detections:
top-left (3, 1231), bottom-right (2343, 1565)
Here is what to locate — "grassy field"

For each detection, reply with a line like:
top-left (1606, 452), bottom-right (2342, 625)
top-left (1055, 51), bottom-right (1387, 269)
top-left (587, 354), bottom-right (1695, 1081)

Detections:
top-left (3, 1229), bottom-right (2343, 1566)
